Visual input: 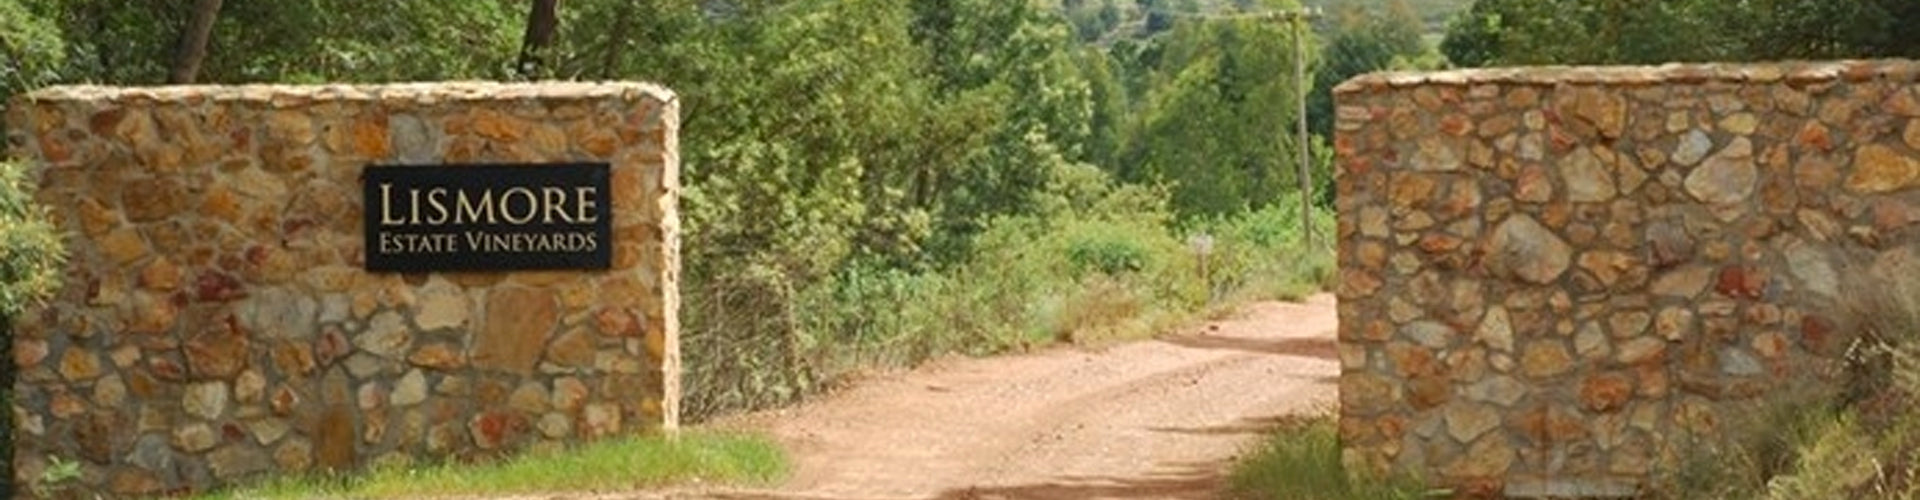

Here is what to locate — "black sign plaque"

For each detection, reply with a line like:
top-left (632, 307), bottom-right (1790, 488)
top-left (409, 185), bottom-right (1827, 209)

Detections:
top-left (362, 163), bottom-right (613, 272)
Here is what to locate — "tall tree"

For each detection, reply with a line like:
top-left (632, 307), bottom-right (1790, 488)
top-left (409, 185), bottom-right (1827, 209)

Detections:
top-left (1118, 0), bottom-right (1318, 218)
top-left (167, 0), bottom-right (222, 83)
top-left (1308, 0), bottom-right (1426, 137)
top-left (517, 0), bottom-right (560, 78)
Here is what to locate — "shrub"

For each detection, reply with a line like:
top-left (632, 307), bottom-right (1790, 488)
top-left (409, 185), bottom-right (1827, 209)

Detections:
top-left (0, 159), bottom-right (64, 320)
top-left (1228, 415), bottom-right (1428, 500)
top-left (0, 158), bottom-right (64, 498)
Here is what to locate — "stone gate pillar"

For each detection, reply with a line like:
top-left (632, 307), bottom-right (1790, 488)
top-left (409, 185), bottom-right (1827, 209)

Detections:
top-left (4, 83), bottom-right (681, 496)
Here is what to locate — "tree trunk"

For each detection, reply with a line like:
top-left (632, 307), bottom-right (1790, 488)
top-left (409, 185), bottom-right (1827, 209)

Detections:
top-left (168, 0), bottom-right (223, 84)
top-left (518, 0), bottom-right (561, 78)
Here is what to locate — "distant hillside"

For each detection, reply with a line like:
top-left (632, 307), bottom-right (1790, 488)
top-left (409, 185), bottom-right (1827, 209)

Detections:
top-left (1055, 0), bottom-right (1469, 47)
top-left (1304, 0), bottom-right (1470, 35)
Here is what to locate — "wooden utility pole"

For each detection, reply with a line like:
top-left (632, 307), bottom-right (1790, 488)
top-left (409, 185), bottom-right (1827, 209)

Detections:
top-left (1293, 9), bottom-right (1314, 249)
top-left (1268, 8), bottom-right (1319, 248)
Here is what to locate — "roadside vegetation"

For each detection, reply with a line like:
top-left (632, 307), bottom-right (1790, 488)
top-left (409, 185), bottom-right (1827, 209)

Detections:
top-left (189, 432), bottom-right (786, 500)
top-left (1228, 414), bottom-right (1429, 500)
top-left (1644, 254), bottom-right (1920, 500)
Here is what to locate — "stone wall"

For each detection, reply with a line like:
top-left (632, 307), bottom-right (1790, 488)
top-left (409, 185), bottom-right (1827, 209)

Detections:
top-left (1333, 61), bottom-right (1920, 496)
top-left (3, 83), bottom-right (680, 497)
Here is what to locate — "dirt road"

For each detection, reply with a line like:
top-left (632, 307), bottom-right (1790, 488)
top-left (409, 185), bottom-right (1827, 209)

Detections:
top-left (551, 294), bottom-right (1339, 500)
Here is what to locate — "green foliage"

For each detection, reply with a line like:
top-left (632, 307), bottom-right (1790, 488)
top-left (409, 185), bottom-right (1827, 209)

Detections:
top-left (1440, 0), bottom-right (1920, 67)
top-left (190, 432), bottom-right (787, 500)
top-left (0, 160), bottom-right (64, 321)
top-left (1228, 415), bottom-right (1429, 500)
top-left (2, 0), bottom-right (1334, 425)
top-left (1116, 1), bottom-right (1319, 218)
top-left (1307, 0), bottom-right (1433, 138)
top-left (0, 0), bottom-right (66, 98)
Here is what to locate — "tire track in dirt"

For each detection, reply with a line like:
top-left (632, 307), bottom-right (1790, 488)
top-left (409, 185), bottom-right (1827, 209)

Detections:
top-left (528, 294), bottom-right (1339, 500)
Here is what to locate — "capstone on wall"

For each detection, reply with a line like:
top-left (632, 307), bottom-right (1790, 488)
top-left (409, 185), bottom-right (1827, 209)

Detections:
top-left (3, 83), bottom-right (680, 497)
top-left (1333, 61), bottom-right (1920, 496)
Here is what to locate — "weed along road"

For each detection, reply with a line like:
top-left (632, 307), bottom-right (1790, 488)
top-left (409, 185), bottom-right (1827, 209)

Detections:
top-left (650, 294), bottom-right (1340, 500)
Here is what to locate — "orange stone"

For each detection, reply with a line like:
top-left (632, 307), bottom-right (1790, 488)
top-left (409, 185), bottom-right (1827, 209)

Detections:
top-left (351, 114), bottom-right (391, 157)
top-left (1580, 372), bottom-right (1634, 412)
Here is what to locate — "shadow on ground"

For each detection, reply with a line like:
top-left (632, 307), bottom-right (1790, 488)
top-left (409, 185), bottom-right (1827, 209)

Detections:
top-left (929, 460), bottom-right (1227, 500)
top-left (1158, 333), bottom-right (1337, 360)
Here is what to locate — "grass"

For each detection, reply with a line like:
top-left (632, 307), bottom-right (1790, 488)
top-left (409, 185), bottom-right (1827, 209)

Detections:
top-left (192, 431), bottom-right (787, 500)
top-left (1228, 414), bottom-right (1429, 500)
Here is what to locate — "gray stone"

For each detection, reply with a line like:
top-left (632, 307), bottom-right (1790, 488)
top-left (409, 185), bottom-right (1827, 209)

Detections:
top-left (1444, 403), bottom-right (1502, 443)
top-left (238, 288), bottom-right (319, 339)
top-left (1487, 214), bottom-right (1572, 284)
top-left (249, 418), bottom-right (290, 445)
top-left (1722, 348), bottom-right (1765, 376)
top-left (1403, 321), bottom-right (1455, 349)
top-left (1477, 306), bottom-right (1514, 353)
top-left (390, 114), bottom-right (437, 163)
top-left (1563, 148), bottom-right (1617, 203)
top-left (1786, 242), bottom-right (1838, 299)
top-left (1466, 376), bottom-right (1529, 406)
top-left (1575, 323), bottom-right (1610, 360)
top-left (126, 434), bottom-right (179, 482)
top-left (184, 381), bottom-right (229, 420)
top-left (1685, 137), bottom-right (1758, 205)
top-left (207, 444), bottom-right (269, 480)
top-left (1673, 129), bottom-right (1713, 166)
top-left (356, 311), bottom-right (412, 359)
top-left (391, 369), bottom-right (428, 407)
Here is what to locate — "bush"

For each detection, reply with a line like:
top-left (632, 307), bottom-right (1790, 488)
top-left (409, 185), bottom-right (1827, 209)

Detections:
top-left (677, 174), bottom-right (1337, 422)
top-left (1228, 415), bottom-right (1428, 500)
top-left (0, 158), bottom-right (65, 498)
top-left (0, 159), bottom-right (64, 319)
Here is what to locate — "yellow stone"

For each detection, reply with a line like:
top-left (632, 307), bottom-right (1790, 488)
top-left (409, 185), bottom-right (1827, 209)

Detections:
top-left (1847, 144), bottom-right (1920, 193)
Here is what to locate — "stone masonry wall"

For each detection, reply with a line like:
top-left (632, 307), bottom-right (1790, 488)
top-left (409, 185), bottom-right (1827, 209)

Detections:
top-left (3, 83), bottom-right (680, 497)
top-left (1334, 61), bottom-right (1920, 497)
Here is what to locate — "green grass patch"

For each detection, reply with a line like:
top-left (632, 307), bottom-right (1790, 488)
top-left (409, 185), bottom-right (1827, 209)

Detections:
top-left (1228, 415), bottom-right (1429, 500)
top-left (193, 431), bottom-right (786, 500)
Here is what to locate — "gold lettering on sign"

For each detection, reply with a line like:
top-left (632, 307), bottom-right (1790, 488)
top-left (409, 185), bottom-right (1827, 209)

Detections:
top-left (425, 188), bottom-right (450, 225)
top-left (576, 187), bottom-right (598, 224)
top-left (456, 189), bottom-right (493, 224)
top-left (500, 187), bottom-right (537, 224)
top-left (377, 183), bottom-right (604, 228)
top-left (380, 183), bottom-right (405, 225)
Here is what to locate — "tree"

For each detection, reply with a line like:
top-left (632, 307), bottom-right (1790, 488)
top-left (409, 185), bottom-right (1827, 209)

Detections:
top-left (517, 0), bottom-right (559, 78)
top-left (1117, 0), bottom-right (1318, 218)
top-left (1440, 0), bottom-right (1920, 68)
top-left (1308, 0), bottom-right (1426, 137)
top-left (167, 0), bottom-right (222, 83)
